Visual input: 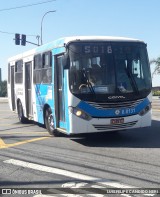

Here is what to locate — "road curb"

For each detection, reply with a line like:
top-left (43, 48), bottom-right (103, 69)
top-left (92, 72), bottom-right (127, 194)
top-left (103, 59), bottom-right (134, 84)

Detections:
top-left (0, 98), bottom-right (8, 103)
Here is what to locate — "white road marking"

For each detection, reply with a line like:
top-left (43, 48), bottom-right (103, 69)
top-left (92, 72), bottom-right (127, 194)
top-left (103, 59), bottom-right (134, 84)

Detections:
top-left (34, 194), bottom-right (104, 197)
top-left (33, 194), bottom-right (84, 197)
top-left (34, 194), bottom-right (54, 197)
top-left (62, 182), bottom-right (88, 188)
top-left (3, 159), bottom-right (156, 197)
top-left (3, 159), bottom-right (134, 188)
top-left (91, 185), bottom-right (105, 188)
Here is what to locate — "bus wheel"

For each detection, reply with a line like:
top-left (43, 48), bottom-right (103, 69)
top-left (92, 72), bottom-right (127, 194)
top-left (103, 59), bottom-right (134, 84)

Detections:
top-left (45, 107), bottom-right (58, 136)
top-left (17, 101), bottom-right (27, 123)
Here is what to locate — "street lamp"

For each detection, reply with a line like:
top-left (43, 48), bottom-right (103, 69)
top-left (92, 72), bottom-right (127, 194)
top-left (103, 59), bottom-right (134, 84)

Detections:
top-left (41, 10), bottom-right (56, 45)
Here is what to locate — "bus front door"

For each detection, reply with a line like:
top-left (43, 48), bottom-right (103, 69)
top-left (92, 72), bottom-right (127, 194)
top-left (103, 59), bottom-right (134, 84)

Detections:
top-left (55, 56), bottom-right (65, 128)
top-left (11, 66), bottom-right (16, 111)
top-left (25, 62), bottom-right (33, 117)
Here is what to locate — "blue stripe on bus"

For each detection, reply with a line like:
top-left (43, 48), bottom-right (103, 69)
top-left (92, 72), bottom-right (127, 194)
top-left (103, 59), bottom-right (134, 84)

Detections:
top-left (35, 38), bottom-right (65, 54)
top-left (77, 98), bottom-right (150, 118)
top-left (35, 84), bottom-right (55, 124)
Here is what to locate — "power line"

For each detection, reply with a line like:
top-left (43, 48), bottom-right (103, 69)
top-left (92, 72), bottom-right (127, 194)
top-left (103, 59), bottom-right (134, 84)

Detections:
top-left (0, 30), bottom-right (14, 35)
top-left (0, 30), bottom-right (38, 37)
top-left (0, 0), bottom-right (56, 12)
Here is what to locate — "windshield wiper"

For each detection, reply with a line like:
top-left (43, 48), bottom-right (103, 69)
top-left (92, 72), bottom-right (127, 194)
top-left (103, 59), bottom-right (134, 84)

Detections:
top-left (125, 67), bottom-right (139, 95)
top-left (82, 69), bottom-right (96, 95)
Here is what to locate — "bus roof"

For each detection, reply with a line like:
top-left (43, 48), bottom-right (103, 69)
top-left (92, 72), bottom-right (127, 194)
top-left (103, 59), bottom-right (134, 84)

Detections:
top-left (63, 36), bottom-right (144, 43)
top-left (41, 36), bottom-right (144, 50)
top-left (8, 36), bottom-right (145, 62)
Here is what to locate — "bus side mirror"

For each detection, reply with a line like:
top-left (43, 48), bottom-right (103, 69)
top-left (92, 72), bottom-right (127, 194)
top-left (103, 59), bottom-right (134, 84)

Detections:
top-left (62, 53), bottom-right (70, 69)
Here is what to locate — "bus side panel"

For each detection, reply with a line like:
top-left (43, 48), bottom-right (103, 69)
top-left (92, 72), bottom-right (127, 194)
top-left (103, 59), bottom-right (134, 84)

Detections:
top-left (33, 47), bottom-right (67, 126)
top-left (15, 84), bottom-right (25, 113)
top-left (34, 84), bottom-right (54, 124)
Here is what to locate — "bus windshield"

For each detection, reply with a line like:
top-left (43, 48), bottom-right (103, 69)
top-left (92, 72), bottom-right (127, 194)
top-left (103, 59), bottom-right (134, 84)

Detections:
top-left (68, 42), bottom-right (151, 101)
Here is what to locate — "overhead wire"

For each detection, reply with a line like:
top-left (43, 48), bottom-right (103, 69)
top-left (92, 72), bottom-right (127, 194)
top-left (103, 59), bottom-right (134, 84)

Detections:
top-left (0, 30), bottom-right (14, 35)
top-left (0, 0), bottom-right (56, 37)
top-left (0, 30), bottom-right (38, 37)
top-left (0, 0), bottom-right (56, 12)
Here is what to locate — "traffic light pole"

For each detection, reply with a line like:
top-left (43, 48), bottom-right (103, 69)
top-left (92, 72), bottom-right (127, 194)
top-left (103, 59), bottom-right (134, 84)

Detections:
top-left (26, 40), bottom-right (40, 46)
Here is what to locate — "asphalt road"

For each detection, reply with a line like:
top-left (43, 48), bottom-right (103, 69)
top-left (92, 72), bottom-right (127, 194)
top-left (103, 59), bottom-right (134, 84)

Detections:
top-left (0, 99), bottom-right (160, 197)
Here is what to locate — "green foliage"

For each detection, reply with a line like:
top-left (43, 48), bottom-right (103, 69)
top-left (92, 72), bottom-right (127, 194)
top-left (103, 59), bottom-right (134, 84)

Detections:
top-left (152, 90), bottom-right (160, 96)
top-left (0, 80), bottom-right (7, 97)
top-left (150, 57), bottom-right (160, 78)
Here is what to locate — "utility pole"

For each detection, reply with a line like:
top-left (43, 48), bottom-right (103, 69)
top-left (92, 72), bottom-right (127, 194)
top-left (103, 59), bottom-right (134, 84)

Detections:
top-left (41, 10), bottom-right (56, 45)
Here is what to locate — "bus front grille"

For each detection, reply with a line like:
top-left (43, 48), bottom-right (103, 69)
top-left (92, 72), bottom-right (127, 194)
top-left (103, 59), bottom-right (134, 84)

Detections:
top-left (93, 121), bottom-right (137, 131)
top-left (87, 99), bottom-right (143, 109)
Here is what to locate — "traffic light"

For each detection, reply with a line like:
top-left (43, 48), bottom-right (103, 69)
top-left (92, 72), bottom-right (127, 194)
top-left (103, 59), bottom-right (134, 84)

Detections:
top-left (15, 33), bottom-right (20, 45)
top-left (21, 34), bottom-right (26, 46)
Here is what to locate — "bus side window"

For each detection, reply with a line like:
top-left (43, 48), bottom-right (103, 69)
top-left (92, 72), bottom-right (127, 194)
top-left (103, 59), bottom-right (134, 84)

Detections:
top-left (15, 60), bottom-right (23, 84)
top-left (33, 54), bottom-right (42, 84)
top-left (42, 51), bottom-right (52, 84)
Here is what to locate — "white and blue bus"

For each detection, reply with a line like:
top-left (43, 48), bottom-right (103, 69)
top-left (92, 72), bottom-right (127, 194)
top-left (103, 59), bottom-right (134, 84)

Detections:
top-left (8, 36), bottom-right (152, 136)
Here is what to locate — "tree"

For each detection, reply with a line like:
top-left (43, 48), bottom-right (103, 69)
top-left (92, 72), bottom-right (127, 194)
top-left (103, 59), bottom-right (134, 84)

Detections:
top-left (0, 80), bottom-right (7, 97)
top-left (150, 57), bottom-right (160, 78)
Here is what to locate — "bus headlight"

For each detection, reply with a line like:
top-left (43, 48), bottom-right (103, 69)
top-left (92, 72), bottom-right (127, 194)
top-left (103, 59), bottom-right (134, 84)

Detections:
top-left (69, 107), bottom-right (92, 121)
top-left (139, 103), bottom-right (151, 116)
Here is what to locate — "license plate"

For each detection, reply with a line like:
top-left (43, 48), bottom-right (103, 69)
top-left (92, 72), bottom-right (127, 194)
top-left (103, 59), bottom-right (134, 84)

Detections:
top-left (110, 118), bottom-right (124, 124)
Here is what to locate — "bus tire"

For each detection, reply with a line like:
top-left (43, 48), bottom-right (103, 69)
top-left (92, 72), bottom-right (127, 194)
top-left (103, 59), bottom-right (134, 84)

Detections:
top-left (17, 101), bottom-right (28, 123)
top-left (45, 107), bottom-right (59, 136)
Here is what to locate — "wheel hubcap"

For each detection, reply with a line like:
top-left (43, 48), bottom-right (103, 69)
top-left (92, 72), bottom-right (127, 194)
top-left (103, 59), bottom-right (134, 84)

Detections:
top-left (48, 114), bottom-right (54, 130)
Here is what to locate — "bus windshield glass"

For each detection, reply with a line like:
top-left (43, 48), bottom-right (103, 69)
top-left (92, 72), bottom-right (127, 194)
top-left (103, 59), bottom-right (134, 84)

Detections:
top-left (68, 42), bottom-right (151, 101)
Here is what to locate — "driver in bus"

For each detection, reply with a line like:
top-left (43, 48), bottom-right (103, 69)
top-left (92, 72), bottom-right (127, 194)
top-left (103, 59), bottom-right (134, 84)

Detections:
top-left (116, 59), bottom-right (132, 92)
top-left (79, 58), bottom-right (103, 90)
top-left (89, 62), bottom-right (103, 86)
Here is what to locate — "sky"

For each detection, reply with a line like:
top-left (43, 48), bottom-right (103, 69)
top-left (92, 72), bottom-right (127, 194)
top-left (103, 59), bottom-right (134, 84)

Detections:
top-left (0, 0), bottom-right (160, 86)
